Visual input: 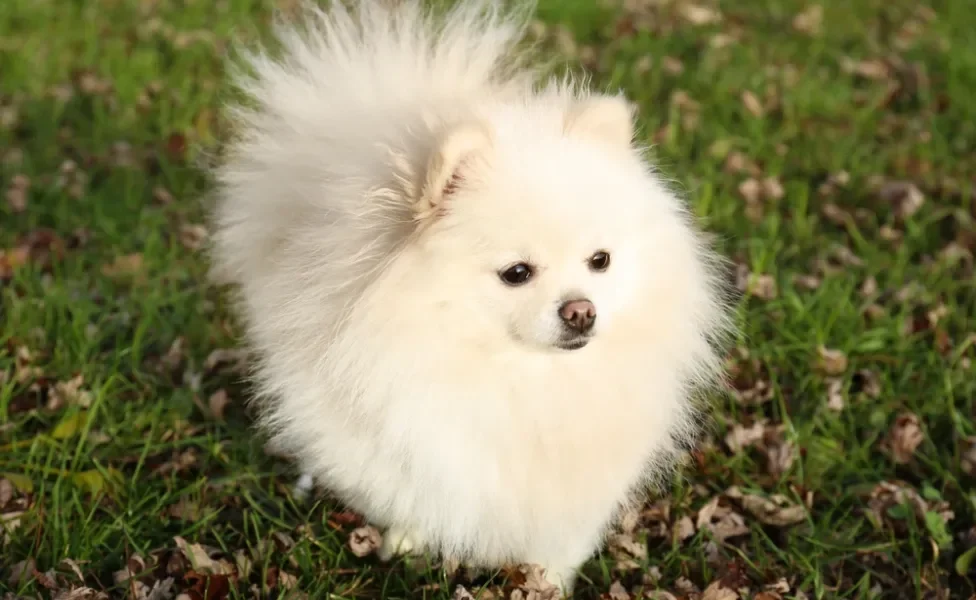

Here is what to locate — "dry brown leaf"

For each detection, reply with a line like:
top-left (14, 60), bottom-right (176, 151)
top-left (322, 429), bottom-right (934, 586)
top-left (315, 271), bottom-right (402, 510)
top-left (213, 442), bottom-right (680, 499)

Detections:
top-left (680, 4), bottom-right (721, 25)
top-left (673, 516), bottom-right (695, 542)
top-left (644, 592), bottom-right (678, 600)
top-left (792, 5), bottom-right (823, 35)
top-left (348, 525), bottom-right (382, 557)
top-left (724, 151), bottom-right (759, 176)
top-left (726, 487), bottom-right (807, 526)
top-left (662, 57), bottom-right (684, 75)
top-left (208, 389), bottom-right (231, 420)
top-left (879, 180), bottom-right (925, 219)
top-left (841, 57), bottom-right (891, 80)
top-left (0, 479), bottom-right (13, 507)
top-left (608, 524), bottom-right (647, 570)
top-left (859, 276), bottom-right (878, 298)
top-left (52, 588), bottom-right (110, 600)
top-left (47, 374), bottom-right (94, 410)
top-left (701, 581), bottom-right (739, 600)
top-left (101, 253), bottom-right (145, 278)
top-left (609, 581), bottom-right (632, 600)
top-left (764, 433), bottom-right (797, 478)
top-left (8, 559), bottom-right (34, 585)
top-left (792, 274), bottom-right (821, 290)
top-left (453, 585), bottom-right (477, 600)
top-left (5, 174), bottom-right (28, 213)
top-left (204, 348), bottom-right (249, 374)
top-left (696, 496), bottom-right (749, 541)
top-left (815, 346), bottom-right (848, 376)
top-left (173, 536), bottom-right (233, 575)
top-left (746, 273), bottom-right (778, 301)
top-left (865, 481), bottom-right (954, 535)
top-left (761, 177), bottom-right (785, 200)
top-left (179, 224), bottom-right (208, 251)
top-left (725, 420), bottom-right (766, 453)
top-left (825, 378), bottom-right (845, 412)
top-left (738, 178), bottom-right (762, 203)
top-left (741, 91), bottom-right (764, 117)
top-left (885, 412), bottom-right (924, 464)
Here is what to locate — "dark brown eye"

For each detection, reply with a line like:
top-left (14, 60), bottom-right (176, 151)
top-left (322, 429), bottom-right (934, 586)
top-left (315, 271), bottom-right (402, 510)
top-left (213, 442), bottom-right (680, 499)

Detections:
top-left (499, 263), bottom-right (534, 286)
top-left (589, 251), bottom-right (611, 272)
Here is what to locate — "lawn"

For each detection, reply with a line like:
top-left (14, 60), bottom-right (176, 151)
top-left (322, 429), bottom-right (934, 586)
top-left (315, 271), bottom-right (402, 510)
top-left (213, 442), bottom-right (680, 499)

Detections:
top-left (2, 0), bottom-right (975, 598)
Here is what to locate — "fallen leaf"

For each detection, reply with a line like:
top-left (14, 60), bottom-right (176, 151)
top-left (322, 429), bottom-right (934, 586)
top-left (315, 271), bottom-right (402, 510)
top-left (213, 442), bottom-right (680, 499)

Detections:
top-left (208, 389), bottom-right (231, 420)
top-left (761, 177), bottom-right (785, 200)
top-left (101, 253), bottom-right (145, 278)
top-left (841, 57), bottom-right (891, 80)
top-left (174, 536), bottom-right (234, 575)
top-left (348, 526), bottom-right (382, 557)
top-left (879, 181), bottom-right (925, 219)
top-left (5, 174), bottom-right (29, 213)
top-left (47, 375), bottom-right (94, 410)
top-left (746, 273), bottom-right (777, 300)
top-left (815, 346), bottom-right (848, 376)
top-left (725, 420), bottom-right (766, 453)
top-left (696, 496), bottom-right (749, 541)
top-left (673, 516), bottom-right (695, 542)
top-left (453, 585), bottom-right (478, 600)
top-left (8, 559), bottom-right (35, 585)
top-left (701, 581), bottom-right (739, 600)
top-left (180, 224), bottom-right (208, 251)
top-left (825, 378), bottom-right (845, 411)
top-left (662, 57), bottom-right (684, 75)
top-left (58, 558), bottom-right (87, 583)
top-left (738, 179), bottom-right (762, 206)
top-left (609, 581), bottom-right (631, 600)
top-left (865, 481), bottom-right (954, 539)
top-left (680, 4), bottom-right (721, 25)
top-left (884, 412), bottom-right (924, 464)
top-left (726, 487), bottom-right (806, 526)
top-left (741, 91), bottom-right (764, 117)
top-left (52, 588), bottom-right (110, 600)
top-left (516, 564), bottom-right (560, 600)
top-left (792, 5), bottom-right (823, 35)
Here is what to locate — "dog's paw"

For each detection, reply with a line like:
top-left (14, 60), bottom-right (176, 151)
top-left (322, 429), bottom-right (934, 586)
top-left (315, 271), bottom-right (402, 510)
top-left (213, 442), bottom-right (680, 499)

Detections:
top-left (377, 527), bottom-right (425, 561)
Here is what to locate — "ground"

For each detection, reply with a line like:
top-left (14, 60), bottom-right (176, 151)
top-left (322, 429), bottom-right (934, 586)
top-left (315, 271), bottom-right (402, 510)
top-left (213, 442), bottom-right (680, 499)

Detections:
top-left (1, 0), bottom-right (975, 598)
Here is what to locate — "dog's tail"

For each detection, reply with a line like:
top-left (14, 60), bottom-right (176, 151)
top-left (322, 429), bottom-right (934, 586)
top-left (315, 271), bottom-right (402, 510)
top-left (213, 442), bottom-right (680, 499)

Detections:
top-left (223, 0), bottom-right (536, 148)
top-left (210, 0), bottom-right (536, 285)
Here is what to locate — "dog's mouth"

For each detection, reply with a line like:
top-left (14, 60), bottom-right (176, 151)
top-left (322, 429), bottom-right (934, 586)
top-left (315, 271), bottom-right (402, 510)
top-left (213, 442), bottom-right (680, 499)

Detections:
top-left (555, 337), bottom-right (590, 351)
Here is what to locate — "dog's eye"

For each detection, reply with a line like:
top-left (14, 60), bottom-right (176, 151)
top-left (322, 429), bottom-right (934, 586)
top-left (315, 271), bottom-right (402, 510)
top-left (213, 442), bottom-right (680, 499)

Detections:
top-left (588, 251), bottom-right (611, 272)
top-left (499, 263), bottom-right (534, 286)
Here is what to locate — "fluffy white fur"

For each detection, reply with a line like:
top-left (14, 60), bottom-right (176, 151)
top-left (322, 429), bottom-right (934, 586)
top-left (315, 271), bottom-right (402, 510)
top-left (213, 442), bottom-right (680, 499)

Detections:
top-left (209, 0), bottom-right (730, 593)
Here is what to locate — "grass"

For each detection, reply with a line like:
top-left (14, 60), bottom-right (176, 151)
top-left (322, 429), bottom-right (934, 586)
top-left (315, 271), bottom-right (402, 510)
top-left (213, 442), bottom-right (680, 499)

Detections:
top-left (1, 0), bottom-right (975, 598)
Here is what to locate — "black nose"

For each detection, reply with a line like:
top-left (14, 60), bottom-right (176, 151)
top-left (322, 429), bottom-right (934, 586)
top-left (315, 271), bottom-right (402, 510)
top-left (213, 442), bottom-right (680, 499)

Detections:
top-left (559, 299), bottom-right (596, 333)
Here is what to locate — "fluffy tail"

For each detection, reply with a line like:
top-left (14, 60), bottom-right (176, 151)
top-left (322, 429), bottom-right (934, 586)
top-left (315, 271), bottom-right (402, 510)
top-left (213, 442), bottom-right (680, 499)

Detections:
top-left (209, 0), bottom-right (537, 285)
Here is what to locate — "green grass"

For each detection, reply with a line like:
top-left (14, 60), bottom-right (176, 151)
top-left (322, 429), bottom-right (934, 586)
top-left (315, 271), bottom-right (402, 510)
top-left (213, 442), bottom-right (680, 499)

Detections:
top-left (2, 0), bottom-right (975, 598)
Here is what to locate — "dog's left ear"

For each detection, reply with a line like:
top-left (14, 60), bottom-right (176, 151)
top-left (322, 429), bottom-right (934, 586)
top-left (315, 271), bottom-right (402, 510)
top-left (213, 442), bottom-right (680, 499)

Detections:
top-left (564, 95), bottom-right (635, 149)
top-left (416, 122), bottom-right (492, 221)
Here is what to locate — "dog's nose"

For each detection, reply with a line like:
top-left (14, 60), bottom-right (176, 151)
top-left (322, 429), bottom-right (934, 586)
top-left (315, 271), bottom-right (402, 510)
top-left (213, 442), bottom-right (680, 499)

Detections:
top-left (559, 299), bottom-right (596, 333)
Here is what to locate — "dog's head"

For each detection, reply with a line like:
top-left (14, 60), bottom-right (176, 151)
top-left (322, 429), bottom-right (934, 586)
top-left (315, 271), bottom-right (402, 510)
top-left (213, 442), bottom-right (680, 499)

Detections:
top-left (403, 92), bottom-right (719, 355)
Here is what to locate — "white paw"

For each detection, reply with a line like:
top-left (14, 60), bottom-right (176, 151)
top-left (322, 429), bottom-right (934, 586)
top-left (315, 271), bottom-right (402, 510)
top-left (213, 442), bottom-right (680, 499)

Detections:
top-left (377, 527), bottom-right (425, 562)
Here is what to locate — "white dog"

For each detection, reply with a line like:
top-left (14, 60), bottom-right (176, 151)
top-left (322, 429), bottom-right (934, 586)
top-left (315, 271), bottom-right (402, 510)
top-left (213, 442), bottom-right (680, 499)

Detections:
top-left (209, 0), bottom-right (731, 593)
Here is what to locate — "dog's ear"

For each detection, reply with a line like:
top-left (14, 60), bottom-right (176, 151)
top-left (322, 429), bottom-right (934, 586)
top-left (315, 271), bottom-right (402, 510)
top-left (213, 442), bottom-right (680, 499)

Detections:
top-left (416, 122), bottom-right (492, 221)
top-left (564, 95), bottom-right (635, 149)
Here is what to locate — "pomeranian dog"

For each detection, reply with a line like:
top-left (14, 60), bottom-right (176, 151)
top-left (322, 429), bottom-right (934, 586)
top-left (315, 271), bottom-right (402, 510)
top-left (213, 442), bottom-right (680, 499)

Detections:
top-left (209, 0), bottom-right (730, 593)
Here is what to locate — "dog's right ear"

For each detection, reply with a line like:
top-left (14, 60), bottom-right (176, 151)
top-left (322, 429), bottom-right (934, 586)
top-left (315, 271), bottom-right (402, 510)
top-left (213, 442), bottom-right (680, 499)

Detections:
top-left (415, 123), bottom-right (492, 221)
